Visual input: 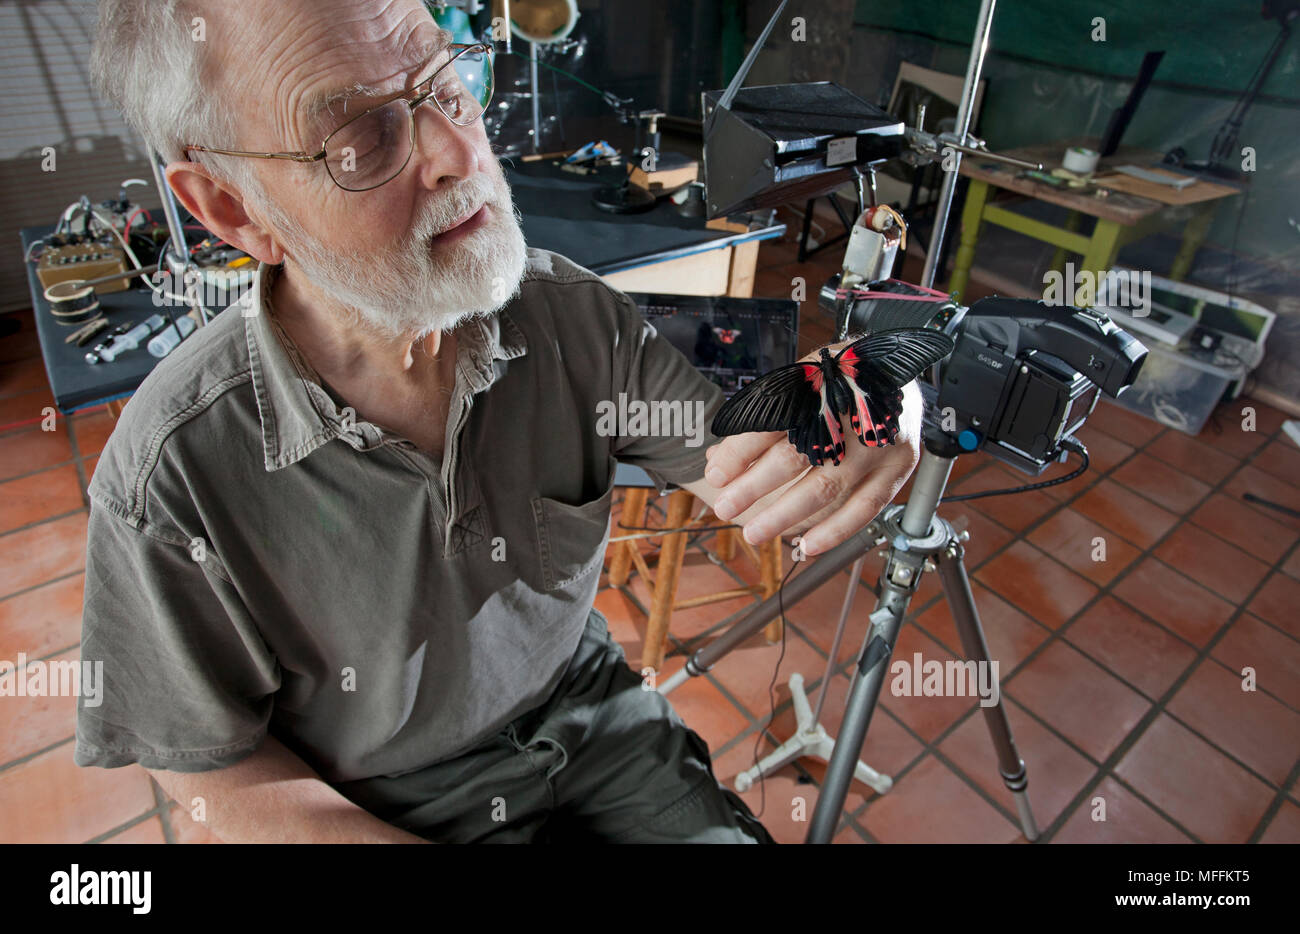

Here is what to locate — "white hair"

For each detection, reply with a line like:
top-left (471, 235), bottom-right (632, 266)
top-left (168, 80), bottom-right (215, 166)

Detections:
top-left (91, 0), bottom-right (530, 340)
top-left (91, 0), bottom-right (259, 195)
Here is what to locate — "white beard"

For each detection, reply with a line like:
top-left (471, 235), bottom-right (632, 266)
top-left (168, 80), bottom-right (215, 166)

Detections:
top-left (264, 164), bottom-right (528, 340)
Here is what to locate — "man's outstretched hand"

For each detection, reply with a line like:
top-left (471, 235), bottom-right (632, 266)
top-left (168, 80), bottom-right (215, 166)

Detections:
top-left (682, 346), bottom-right (924, 558)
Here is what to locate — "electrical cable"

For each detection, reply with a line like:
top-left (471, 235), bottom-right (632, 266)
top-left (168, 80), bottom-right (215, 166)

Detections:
top-left (942, 437), bottom-right (1090, 502)
top-left (612, 521), bottom-right (741, 542)
top-left (749, 555), bottom-right (798, 819)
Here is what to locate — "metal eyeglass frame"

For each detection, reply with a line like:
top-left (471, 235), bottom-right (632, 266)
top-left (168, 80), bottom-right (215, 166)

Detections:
top-left (182, 42), bottom-right (495, 192)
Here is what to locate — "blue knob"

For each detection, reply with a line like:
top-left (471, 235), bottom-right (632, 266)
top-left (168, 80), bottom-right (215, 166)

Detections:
top-left (958, 429), bottom-right (980, 451)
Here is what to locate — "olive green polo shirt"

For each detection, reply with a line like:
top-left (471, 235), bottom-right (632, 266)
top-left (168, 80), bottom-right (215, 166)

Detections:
top-left (74, 248), bottom-right (724, 783)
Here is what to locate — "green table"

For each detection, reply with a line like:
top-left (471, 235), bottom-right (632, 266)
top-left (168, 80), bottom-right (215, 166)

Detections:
top-left (947, 141), bottom-right (1242, 304)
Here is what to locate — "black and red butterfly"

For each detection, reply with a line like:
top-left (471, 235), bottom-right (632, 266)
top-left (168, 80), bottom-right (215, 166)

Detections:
top-left (711, 328), bottom-right (955, 467)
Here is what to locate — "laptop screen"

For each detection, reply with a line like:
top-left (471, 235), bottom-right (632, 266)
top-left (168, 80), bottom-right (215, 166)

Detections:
top-left (628, 293), bottom-right (800, 398)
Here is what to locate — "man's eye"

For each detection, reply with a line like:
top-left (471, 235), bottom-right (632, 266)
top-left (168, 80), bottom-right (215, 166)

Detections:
top-left (435, 83), bottom-right (466, 112)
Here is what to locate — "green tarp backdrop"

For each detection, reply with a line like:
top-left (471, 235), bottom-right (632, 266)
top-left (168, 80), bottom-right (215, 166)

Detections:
top-left (851, 0), bottom-right (1300, 270)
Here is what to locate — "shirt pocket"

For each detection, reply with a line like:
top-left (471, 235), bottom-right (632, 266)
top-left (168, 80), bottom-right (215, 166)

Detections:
top-left (530, 481), bottom-right (615, 592)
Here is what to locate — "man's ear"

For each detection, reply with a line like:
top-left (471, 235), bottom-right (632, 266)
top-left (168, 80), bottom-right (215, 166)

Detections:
top-left (164, 161), bottom-right (287, 266)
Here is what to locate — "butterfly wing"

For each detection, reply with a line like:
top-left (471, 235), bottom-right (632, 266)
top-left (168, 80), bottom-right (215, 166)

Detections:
top-left (711, 362), bottom-right (822, 434)
top-left (711, 362), bottom-right (845, 467)
top-left (711, 328), bottom-right (954, 467)
top-left (834, 328), bottom-right (955, 449)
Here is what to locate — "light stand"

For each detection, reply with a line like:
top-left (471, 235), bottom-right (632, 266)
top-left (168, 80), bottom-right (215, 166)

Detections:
top-left (731, 553), bottom-right (892, 797)
top-left (1182, 2), bottom-right (1297, 181)
top-left (920, 0), bottom-right (995, 291)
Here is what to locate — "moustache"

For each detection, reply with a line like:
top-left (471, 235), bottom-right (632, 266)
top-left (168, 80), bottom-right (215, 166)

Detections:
top-left (410, 175), bottom-right (500, 245)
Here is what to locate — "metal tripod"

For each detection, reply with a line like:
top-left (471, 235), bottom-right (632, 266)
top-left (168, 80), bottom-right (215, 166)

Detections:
top-left (658, 443), bottom-right (1041, 844)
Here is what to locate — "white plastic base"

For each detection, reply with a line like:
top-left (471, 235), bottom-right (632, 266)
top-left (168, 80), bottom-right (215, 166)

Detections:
top-left (732, 671), bottom-right (893, 796)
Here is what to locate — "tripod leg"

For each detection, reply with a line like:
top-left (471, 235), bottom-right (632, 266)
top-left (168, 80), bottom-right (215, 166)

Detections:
top-left (805, 599), bottom-right (908, 843)
top-left (934, 541), bottom-right (1041, 841)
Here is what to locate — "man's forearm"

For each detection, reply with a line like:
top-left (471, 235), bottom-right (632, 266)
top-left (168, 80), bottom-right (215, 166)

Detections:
top-left (150, 735), bottom-right (429, 843)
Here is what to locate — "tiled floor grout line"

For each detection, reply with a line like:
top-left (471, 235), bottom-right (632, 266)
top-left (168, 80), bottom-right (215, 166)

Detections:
top-left (0, 734), bottom-right (74, 776)
top-left (0, 386), bottom-right (53, 414)
top-left (0, 506), bottom-right (90, 543)
top-left (84, 805), bottom-right (167, 845)
top-left (1247, 758), bottom-right (1300, 845)
top-left (154, 779), bottom-right (179, 844)
top-left (1, 641), bottom-right (83, 671)
top-left (0, 452), bottom-right (102, 488)
top-left (0, 567), bottom-right (84, 607)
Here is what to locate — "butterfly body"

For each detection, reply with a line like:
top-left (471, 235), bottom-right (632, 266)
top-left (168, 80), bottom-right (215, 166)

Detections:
top-left (711, 328), bottom-right (955, 468)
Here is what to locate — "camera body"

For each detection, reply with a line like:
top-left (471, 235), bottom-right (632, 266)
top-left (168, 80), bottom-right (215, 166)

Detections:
top-left (823, 283), bottom-right (1148, 475)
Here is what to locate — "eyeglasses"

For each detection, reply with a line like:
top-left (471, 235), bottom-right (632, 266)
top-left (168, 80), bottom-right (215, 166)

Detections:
top-left (184, 43), bottom-right (495, 192)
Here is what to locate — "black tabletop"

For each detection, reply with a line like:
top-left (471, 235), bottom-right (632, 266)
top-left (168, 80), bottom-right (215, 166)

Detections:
top-left (24, 160), bottom-right (784, 412)
top-left (504, 160), bottom-right (782, 274)
top-left (21, 227), bottom-right (167, 414)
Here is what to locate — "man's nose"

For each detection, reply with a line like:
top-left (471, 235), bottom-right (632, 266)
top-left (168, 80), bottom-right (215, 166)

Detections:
top-left (410, 99), bottom-right (480, 188)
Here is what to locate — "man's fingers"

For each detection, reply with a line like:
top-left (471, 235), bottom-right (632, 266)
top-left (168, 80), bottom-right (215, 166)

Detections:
top-left (733, 457), bottom-right (856, 546)
top-left (710, 436), bottom-right (811, 521)
top-left (737, 437), bottom-right (917, 551)
top-left (703, 431), bottom-right (784, 487)
top-left (793, 468), bottom-right (904, 555)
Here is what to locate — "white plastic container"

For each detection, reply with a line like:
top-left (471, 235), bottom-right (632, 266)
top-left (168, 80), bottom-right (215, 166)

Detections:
top-left (1113, 341), bottom-right (1245, 435)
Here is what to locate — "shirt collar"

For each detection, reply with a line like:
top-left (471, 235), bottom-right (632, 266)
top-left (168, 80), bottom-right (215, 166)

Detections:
top-left (243, 261), bottom-right (527, 472)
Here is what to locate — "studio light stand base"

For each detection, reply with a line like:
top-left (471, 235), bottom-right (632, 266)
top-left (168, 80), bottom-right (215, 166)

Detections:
top-left (734, 671), bottom-right (893, 796)
top-left (735, 553), bottom-right (892, 797)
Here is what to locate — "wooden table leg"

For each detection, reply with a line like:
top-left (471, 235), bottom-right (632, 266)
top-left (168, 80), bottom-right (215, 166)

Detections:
top-left (1079, 219), bottom-right (1125, 305)
top-left (1050, 210), bottom-right (1083, 275)
top-left (641, 490), bottom-right (694, 674)
top-left (609, 487), bottom-right (648, 587)
top-left (760, 538), bottom-right (784, 643)
top-left (1168, 201), bottom-right (1216, 282)
top-left (947, 179), bottom-right (990, 300)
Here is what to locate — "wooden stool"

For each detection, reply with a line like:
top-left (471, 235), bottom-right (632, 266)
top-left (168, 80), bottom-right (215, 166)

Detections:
top-left (608, 486), bottom-right (785, 674)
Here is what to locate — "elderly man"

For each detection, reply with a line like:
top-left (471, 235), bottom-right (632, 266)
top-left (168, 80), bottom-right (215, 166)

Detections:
top-left (76, 0), bottom-right (923, 843)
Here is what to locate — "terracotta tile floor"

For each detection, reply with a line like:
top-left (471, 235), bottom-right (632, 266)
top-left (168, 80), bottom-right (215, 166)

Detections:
top-left (2, 228), bottom-right (1299, 844)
